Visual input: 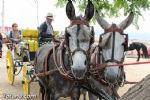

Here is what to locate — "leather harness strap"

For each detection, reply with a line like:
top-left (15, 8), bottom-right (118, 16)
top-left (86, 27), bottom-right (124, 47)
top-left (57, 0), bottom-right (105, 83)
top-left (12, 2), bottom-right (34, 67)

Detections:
top-left (35, 43), bottom-right (59, 77)
top-left (104, 27), bottom-right (123, 34)
top-left (104, 24), bottom-right (123, 34)
top-left (52, 41), bottom-right (75, 80)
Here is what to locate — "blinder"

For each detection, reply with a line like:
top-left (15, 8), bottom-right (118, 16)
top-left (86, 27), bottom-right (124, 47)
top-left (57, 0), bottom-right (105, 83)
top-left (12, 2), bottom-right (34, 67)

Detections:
top-left (98, 24), bottom-right (128, 63)
top-left (65, 28), bottom-right (70, 47)
top-left (90, 26), bottom-right (95, 45)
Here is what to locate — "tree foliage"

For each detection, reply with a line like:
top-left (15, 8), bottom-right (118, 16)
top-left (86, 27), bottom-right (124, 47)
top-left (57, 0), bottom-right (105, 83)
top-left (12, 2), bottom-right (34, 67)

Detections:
top-left (56, 0), bottom-right (150, 28)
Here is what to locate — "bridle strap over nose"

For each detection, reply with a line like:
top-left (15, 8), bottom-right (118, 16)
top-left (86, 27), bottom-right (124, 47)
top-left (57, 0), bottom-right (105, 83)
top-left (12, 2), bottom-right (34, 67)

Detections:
top-left (76, 24), bottom-right (80, 48)
top-left (105, 59), bottom-right (122, 64)
top-left (71, 24), bottom-right (88, 56)
top-left (72, 48), bottom-right (87, 56)
top-left (111, 31), bottom-right (115, 61)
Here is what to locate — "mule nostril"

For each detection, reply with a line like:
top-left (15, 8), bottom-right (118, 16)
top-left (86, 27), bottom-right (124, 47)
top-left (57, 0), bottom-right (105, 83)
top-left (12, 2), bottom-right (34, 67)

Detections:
top-left (84, 60), bottom-right (87, 65)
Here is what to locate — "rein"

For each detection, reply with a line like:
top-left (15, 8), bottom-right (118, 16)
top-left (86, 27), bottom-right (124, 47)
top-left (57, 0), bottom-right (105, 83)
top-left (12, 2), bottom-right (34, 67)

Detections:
top-left (33, 41), bottom-right (74, 80)
top-left (52, 41), bottom-right (75, 80)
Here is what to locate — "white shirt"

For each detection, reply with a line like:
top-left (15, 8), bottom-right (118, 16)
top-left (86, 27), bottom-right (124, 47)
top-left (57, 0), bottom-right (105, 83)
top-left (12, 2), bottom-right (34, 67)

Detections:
top-left (46, 21), bottom-right (53, 35)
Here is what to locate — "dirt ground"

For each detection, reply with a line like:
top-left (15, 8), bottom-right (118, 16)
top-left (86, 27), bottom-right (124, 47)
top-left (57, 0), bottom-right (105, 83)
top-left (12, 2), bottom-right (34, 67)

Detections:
top-left (0, 44), bottom-right (150, 100)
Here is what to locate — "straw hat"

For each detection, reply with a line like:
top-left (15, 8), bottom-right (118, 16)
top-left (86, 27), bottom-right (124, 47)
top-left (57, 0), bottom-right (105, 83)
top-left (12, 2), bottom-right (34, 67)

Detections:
top-left (12, 23), bottom-right (18, 27)
top-left (46, 12), bottom-right (53, 19)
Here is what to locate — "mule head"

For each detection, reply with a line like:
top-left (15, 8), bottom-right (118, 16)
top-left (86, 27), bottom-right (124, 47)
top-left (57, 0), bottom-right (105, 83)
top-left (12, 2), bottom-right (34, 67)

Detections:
top-left (65, 0), bottom-right (94, 79)
top-left (95, 10), bottom-right (134, 84)
top-left (128, 43), bottom-right (135, 50)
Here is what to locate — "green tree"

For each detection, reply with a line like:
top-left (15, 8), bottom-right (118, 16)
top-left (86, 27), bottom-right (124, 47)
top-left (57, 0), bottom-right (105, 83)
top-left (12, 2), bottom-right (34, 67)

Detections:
top-left (56, 0), bottom-right (150, 29)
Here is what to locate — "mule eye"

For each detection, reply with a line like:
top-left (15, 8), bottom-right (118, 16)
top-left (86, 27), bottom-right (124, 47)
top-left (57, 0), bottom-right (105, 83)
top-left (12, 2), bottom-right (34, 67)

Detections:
top-left (67, 33), bottom-right (71, 37)
top-left (122, 42), bottom-right (125, 46)
top-left (84, 60), bottom-right (87, 65)
top-left (65, 32), bottom-right (71, 39)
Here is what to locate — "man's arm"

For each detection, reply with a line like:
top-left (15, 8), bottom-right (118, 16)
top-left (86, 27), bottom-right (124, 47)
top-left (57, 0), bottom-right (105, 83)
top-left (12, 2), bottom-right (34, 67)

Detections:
top-left (0, 33), bottom-right (2, 40)
top-left (39, 22), bottom-right (51, 38)
top-left (9, 31), bottom-right (14, 42)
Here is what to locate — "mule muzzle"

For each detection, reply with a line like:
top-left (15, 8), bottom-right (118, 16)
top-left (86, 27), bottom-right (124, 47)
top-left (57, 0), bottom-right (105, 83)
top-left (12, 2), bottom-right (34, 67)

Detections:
top-left (71, 67), bottom-right (87, 80)
top-left (104, 66), bottom-right (121, 84)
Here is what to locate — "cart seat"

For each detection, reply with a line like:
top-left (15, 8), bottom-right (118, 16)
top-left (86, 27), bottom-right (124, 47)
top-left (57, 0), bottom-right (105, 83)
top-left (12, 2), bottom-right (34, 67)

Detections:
top-left (22, 29), bottom-right (38, 41)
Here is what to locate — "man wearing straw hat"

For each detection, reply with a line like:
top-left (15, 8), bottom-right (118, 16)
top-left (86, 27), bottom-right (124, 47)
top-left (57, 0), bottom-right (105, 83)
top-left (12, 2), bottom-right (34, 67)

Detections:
top-left (39, 12), bottom-right (54, 42)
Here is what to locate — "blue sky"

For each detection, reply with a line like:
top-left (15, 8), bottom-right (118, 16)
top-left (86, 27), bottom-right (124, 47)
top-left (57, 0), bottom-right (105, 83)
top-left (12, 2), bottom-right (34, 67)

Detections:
top-left (0, 0), bottom-right (150, 40)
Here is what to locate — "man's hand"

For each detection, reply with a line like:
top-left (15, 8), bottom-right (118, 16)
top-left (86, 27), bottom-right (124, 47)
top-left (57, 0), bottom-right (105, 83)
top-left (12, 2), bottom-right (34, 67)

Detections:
top-left (12, 39), bottom-right (21, 43)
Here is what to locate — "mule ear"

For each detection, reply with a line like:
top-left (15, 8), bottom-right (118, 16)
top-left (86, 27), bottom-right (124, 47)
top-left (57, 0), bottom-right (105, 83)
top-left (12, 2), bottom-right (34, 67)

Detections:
top-left (95, 10), bottom-right (110, 29)
top-left (84, 0), bottom-right (94, 21)
top-left (66, 0), bottom-right (76, 20)
top-left (119, 12), bottom-right (134, 30)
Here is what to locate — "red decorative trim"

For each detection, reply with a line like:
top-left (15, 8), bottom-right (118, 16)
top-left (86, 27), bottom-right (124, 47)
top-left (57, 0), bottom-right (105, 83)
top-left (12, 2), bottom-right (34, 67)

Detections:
top-left (104, 24), bottom-right (123, 34)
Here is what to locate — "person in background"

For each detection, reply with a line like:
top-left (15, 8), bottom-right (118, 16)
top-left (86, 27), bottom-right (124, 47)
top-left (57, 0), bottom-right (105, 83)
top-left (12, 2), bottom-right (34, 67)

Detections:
top-left (39, 12), bottom-right (54, 42)
top-left (128, 42), bottom-right (148, 61)
top-left (9, 23), bottom-right (21, 43)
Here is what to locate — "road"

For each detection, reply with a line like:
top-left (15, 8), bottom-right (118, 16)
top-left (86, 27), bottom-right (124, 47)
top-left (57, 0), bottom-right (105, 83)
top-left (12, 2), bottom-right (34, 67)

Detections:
top-left (1, 45), bottom-right (150, 100)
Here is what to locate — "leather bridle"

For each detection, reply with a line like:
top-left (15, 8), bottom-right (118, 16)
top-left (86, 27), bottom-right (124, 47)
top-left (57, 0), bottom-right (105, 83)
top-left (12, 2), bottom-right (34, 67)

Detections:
top-left (66, 19), bottom-right (91, 63)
